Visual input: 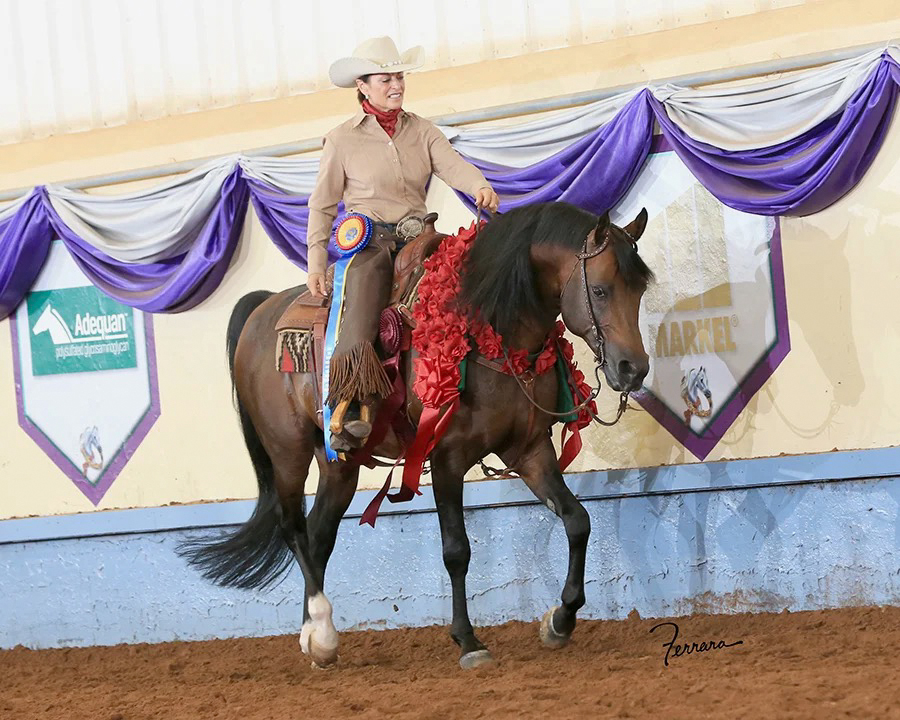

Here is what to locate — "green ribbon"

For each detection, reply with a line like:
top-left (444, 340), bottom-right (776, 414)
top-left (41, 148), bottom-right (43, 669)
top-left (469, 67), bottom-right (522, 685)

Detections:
top-left (455, 354), bottom-right (576, 423)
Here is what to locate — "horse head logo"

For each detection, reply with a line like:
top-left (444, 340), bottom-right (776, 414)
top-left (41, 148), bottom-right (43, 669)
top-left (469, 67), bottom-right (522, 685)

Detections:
top-left (79, 425), bottom-right (104, 476)
top-left (681, 366), bottom-right (713, 424)
top-left (33, 304), bottom-right (75, 345)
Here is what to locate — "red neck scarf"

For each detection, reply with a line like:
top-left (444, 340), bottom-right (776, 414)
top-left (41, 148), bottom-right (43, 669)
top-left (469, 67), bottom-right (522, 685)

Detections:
top-left (362, 100), bottom-right (401, 137)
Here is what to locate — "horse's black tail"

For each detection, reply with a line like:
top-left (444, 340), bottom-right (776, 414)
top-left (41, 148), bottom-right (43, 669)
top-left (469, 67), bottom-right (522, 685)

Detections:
top-left (178, 290), bottom-right (295, 590)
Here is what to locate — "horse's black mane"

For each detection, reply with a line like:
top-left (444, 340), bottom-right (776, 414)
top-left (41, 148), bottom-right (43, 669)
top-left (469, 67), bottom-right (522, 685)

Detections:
top-left (457, 202), bottom-right (654, 337)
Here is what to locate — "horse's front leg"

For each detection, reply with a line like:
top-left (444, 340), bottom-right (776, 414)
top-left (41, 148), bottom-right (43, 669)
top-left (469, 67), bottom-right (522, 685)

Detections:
top-left (503, 433), bottom-right (590, 649)
top-left (296, 444), bottom-right (360, 665)
top-left (431, 451), bottom-right (494, 669)
top-left (307, 444), bottom-right (360, 599)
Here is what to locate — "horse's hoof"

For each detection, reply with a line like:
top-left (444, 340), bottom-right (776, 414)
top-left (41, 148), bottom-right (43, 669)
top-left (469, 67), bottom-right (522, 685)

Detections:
top-left (540, 606), bottom-right (571, 649)
top-left (310, 640), bottom-right (339, 668)
top-left (299, 593), bottom-right (339, 667)
top-left (459, 649), bottom-right (494, 670)
top-left (309, 659), bottom-right (338, 671)
top-left (299, 628), bottom-right (339, 668)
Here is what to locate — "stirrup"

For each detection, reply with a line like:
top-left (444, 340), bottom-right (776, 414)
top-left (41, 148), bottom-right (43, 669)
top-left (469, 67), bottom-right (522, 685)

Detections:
top-left (329, 399), bottom-right (352, 435)
top-left (329, 399), bottom-right (372, 432)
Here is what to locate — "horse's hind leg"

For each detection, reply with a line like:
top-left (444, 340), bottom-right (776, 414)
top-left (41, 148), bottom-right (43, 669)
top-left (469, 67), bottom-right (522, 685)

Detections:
top-left (504, 434), bottom-right (590, 649)
top-left (431, 452), bottom-right (494, 669)
top-left (271, 444), bottom-right (340, 667)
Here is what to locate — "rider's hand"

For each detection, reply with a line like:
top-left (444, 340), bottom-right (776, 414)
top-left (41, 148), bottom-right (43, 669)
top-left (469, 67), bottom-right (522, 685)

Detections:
top-left (308, 273), bottom-right (327, 298)
top-left (474, 187), bottom-right (499, 213)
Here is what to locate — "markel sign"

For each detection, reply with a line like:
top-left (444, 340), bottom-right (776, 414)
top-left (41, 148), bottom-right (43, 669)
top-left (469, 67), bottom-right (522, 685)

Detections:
top-left (610, 138), bottom-right (789, 459)
top-left (10, 241), bottom-right (160, 504)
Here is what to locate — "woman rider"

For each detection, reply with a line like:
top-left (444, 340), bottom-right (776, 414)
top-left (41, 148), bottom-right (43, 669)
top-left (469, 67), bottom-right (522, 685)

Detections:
top-left (307, 36), bottom-right (499, 451)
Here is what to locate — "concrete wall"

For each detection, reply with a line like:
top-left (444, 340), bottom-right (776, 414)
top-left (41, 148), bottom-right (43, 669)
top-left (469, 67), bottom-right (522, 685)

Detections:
top-left (3, 448), bottom-right (899, 649)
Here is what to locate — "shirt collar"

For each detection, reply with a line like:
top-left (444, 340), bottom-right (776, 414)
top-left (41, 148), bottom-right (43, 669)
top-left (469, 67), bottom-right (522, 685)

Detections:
top-left (351, 108), bottom-right (368, 128)
top-left (351, 107), bottom-right (407, 129)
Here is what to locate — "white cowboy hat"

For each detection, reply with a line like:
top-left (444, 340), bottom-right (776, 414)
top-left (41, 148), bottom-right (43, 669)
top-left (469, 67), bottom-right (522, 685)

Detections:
top-left (328, 36), bottom-right (424, 88)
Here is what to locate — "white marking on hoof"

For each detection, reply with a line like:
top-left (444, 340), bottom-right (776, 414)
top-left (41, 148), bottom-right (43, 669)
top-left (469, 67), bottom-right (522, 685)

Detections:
top-left (459, 649), bottom-right (494, 670)
top-left (540, 606), bottom-right (571, 649)
top-left (298, 592), bottom-right (339, 667)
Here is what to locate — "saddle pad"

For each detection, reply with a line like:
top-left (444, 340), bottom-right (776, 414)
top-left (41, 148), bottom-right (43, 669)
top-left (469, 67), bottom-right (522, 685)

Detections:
top-left (277, 328), bottom-right (314, 374)
top-left (275, 288), bottom-right (329, 378)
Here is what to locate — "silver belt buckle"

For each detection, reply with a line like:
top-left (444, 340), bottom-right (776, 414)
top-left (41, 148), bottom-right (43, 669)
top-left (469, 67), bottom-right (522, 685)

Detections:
top-left (396, 214), bottom-right (425, 242)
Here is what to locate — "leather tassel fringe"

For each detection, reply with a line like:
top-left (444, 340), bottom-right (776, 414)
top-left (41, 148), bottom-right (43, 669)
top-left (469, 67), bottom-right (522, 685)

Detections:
top-left (327, 341), bottom-right (392, 407)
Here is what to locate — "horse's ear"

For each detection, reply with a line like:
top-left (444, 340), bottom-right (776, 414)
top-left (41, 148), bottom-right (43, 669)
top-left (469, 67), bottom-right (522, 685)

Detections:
top-left (624, 207), bottom-right (648, 242)
top-left (596, 211), bottom-right (610, 236)
top-left (590, 211), bottom-right (610, 248)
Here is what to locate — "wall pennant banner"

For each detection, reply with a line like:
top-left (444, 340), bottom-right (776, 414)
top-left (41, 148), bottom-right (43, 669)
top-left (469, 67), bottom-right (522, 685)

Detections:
top-left (9, 241), bottom-right (161, 505)
top-left (612, 137), bottom-right (790, 460)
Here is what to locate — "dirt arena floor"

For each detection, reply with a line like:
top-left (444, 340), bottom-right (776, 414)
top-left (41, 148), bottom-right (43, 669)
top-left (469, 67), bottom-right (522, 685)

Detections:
top-left (3, 604), bottom-right (899, 720)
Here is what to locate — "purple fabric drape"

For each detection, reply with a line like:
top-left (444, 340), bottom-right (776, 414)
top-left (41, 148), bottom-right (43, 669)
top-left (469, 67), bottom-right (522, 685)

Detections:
top-left (650, 53), bottom-right (900, 215)
top-left (455, 90), bottom-right (656, 216)
top-left (44, 167), bottom-right (249, 313)
top-left (455, 54), bottom-right (900, 219)
top-left (0, 190), bottom-right (53, 319)
top-left (1, 170), bottom-right (250, 319)
top-left (246, 177), bottom-right (340, 271)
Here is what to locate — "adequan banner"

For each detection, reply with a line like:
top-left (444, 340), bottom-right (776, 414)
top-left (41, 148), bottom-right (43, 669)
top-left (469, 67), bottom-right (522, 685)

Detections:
top-left (10, 241), bottom-right (160, 505)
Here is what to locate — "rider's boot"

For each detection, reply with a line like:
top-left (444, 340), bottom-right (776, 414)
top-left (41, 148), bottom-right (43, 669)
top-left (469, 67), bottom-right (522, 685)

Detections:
top-left (329, 399), bottom-right (374, 452)
top-left (343, 400), bottom-right (373, 442)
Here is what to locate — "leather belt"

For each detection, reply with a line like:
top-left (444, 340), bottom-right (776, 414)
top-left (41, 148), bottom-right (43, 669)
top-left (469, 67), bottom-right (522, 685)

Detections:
top-left (371, 214), bottom-right (425, 242)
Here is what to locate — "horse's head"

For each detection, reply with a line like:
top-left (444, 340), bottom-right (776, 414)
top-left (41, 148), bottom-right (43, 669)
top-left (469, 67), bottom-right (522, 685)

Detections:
top-left (559, 209), bottom-right (653, 393)
top-left (696, 366), bottom-right (711, 398)
top-left (80, 425), bottom-right (102, 453)
top-left (458, 201), bottom-right (653, 393)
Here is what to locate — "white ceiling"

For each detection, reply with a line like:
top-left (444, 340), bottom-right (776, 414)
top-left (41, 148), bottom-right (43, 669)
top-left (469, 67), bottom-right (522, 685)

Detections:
top-left (0, 0), bottom-right (809, 146)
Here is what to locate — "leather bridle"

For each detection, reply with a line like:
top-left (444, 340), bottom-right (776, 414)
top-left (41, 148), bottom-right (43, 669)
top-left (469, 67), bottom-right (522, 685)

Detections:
top-left (503, 225), bottom-right (637, 427)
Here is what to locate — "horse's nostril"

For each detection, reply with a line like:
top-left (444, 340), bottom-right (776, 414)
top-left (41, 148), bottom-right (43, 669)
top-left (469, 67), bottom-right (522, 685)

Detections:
top-left (618, 359), bottom-right (637, 382)
top-left (617, 359), bottom-right (648, 390)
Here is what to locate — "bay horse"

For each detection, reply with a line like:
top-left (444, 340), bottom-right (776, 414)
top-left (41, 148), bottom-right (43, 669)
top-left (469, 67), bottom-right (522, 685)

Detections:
top-left (180, 201), bottom-right (653, 669)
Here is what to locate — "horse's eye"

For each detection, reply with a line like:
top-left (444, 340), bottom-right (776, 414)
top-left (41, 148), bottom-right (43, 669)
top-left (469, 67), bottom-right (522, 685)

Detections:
top-left (592, 286), bottom-right (607, 299)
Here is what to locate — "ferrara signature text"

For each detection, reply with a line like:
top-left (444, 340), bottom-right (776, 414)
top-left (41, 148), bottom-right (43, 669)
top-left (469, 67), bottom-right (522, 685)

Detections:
top-left (649, 621), bottom-right (744, 667)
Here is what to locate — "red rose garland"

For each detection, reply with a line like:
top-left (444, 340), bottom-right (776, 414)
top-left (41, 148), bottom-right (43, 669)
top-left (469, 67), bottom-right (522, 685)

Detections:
top-left (408, 222), bottom-right (596, 474)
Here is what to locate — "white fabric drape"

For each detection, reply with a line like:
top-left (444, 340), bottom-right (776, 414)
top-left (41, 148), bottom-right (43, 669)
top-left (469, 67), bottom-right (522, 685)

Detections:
top-left (654, 45), bottom-right (900, 150)
top-left (0, 192), bottom-right (31, 222)
top-left (46, 156), bottom-right (237, 263)
top-left (440, 89), bottom-right (639, 167)
top-left (239, 155), bottom-right (321, 195)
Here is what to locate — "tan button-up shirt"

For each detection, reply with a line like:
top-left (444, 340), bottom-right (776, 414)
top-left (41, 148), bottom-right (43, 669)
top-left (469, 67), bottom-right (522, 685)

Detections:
top-left (306, 109), bottom-right (491, 276)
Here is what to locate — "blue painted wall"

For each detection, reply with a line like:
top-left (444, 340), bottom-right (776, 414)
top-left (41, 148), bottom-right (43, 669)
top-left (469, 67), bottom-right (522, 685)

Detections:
top-left (3, 459), bottom-right (899, 649)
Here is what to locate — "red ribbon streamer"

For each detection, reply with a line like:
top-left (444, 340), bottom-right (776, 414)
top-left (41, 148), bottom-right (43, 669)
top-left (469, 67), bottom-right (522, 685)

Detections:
top-left (558, 422), bottom-right (583, 473)
top-left (360, 398), bottom-right (460, 527)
